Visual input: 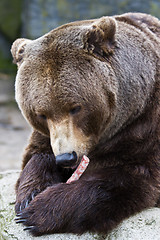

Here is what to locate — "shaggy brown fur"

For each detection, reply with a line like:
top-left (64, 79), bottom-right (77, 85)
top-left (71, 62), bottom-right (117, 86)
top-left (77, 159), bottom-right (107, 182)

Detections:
top-left (11, 12), bottom-right (160, 236)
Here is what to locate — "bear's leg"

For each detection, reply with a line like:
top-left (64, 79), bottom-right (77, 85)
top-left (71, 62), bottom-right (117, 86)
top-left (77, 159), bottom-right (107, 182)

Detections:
top-left (15, 167), bottom-right (159, 235)
top-left (15, 130), bottom-right (64, 213)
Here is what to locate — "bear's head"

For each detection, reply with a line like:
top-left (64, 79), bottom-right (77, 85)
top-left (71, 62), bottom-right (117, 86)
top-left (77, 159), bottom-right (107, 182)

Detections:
top-left (11, 16), bottom-right (157, 163)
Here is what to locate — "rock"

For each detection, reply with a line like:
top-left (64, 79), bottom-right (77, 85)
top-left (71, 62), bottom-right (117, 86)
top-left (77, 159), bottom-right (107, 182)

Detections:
top-left (0, 74), bottom-right (15, 103)
top-left (0, 74), bottom-right (31, 171)
top-left (1, 170), bottom-right (160, 240)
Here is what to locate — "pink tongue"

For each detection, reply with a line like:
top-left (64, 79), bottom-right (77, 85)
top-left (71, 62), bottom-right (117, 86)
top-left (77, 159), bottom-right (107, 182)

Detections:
top-left (66, 155), bottom-right (90, 184)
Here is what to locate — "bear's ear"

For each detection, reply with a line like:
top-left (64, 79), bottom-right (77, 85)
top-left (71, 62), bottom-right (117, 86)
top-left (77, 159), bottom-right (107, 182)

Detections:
top-left (82, 17), bottom-right (116, 61)
top-left (11, 38), bottom-right (31, 65)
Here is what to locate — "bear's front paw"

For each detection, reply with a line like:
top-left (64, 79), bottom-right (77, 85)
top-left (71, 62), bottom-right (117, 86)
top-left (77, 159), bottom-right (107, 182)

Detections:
top-left (15, 185), bottom-right (64, 236)
top-left (15, 189), bottom-right (40, 213)
top-left (15, 209), bottom-right (42, 236)
top-left (15, 211), bottom-right (41, 236)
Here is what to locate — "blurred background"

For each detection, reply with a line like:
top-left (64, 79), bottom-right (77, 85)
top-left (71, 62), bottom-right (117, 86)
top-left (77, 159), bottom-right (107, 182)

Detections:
top-left (0, 0), bottom-right (160, 171)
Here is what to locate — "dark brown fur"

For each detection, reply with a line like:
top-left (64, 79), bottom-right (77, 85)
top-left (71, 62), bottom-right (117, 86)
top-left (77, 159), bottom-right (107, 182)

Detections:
top-left (11, 12), bottom-right (160, 236)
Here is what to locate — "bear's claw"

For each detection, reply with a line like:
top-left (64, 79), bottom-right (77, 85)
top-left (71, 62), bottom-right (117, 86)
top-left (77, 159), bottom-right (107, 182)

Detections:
top-left (15, 189), bottom-right (40, 213)
top-left (15, 218), bottom-right (26, 224)
top-left (23, 226), bottom-right (35, 231)
top-left (15, 212), bottom-right (38, 234)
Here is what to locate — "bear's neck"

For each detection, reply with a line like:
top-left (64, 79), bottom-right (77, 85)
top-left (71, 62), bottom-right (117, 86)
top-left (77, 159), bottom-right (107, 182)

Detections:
top-left (89, 80), bottom-right (160, 168)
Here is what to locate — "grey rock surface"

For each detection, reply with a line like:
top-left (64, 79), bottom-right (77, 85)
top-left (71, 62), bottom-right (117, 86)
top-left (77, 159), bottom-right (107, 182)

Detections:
top-left (1, 171), bottom-right (160, 240)
top-left (0, 74), bottom-right (31, 171)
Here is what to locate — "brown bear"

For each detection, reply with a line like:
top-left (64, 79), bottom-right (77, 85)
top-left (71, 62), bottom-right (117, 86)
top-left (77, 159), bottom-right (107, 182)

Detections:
top-left (11, 12), bottom-right (160, 236)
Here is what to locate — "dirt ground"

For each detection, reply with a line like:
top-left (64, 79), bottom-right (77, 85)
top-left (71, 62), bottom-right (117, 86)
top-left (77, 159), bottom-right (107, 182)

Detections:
top-left (0, 73), bottom-right (31, 171)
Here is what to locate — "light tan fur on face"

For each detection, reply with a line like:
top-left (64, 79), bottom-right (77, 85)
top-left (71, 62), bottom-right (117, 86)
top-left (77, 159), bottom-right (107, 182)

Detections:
top-left (47, 118), bottom-right (91, 157)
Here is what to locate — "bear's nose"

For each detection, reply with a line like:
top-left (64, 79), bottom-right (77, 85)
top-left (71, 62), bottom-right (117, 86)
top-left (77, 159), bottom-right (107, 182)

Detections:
top-left (55, 151), bottom-right (77, 168)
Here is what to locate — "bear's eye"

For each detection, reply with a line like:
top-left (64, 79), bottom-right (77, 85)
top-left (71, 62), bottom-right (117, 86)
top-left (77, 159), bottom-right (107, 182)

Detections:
top-left (38, 114), bottom-right (47, 120)
top-left (70, 106), bottom-right (81, 115)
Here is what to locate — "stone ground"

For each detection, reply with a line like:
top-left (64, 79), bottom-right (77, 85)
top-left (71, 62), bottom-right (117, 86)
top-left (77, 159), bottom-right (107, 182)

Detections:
top-left (1, 171), bottom-right (160, 240)
top-left (0, 73), bottom-right (31, 171)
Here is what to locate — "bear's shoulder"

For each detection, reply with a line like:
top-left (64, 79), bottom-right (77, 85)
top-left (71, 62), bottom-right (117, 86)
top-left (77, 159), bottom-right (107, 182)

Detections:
top-left (115, 12), bottom-right (160, 39)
